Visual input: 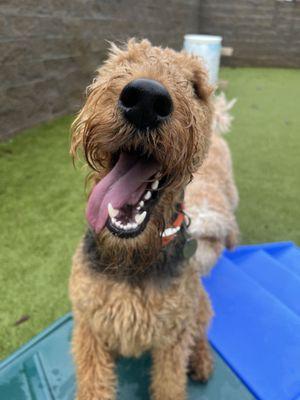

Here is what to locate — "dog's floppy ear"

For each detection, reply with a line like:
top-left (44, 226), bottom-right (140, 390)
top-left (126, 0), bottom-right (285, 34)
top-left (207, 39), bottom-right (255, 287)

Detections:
top-left (70, 113), bottom-right (83, 162)
top-left (192, 60), bottom-right (214, 102)
top-left (179, 50), bottom-right (214, 101)
top-left (70, 74), bottom-right (100, 165)
top-left (70, 101), bottom-right (91, 165)
top-left (192, 68), bottom-right (214, 101)
top-left (70, 100), bottom-right (98, 168)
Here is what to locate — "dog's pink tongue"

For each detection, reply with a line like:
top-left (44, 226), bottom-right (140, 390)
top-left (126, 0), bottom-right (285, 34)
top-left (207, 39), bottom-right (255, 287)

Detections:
top-left (86, 153), bottom-right (159, 233)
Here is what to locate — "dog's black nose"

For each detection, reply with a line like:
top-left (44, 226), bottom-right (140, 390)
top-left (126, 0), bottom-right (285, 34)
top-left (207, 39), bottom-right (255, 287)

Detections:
top-left (119, 79), bottom-right (173, 130)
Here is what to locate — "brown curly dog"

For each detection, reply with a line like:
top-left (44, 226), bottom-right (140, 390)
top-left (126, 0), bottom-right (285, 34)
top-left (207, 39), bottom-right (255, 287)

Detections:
top-left (69, 39), bottom-right (238, 400)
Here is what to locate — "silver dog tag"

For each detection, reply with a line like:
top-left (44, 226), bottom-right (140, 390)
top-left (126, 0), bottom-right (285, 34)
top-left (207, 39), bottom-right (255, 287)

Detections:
top-left (183, 238), bottom-right (198, 259)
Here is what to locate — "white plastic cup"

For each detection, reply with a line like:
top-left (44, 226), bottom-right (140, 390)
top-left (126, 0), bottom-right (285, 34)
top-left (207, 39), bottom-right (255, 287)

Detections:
top-left (183, 34), bottom-right (223, 85)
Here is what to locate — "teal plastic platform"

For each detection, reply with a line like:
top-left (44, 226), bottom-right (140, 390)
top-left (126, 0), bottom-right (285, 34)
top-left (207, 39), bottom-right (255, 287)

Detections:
top-left (1, 241), bottom-right (299, 399)
top-left (0, 314), bottom-right (253, 400)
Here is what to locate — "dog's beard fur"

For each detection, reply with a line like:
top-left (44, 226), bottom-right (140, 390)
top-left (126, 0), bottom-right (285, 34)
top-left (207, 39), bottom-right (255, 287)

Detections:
top-left (87, 190), bottom-right (183, 277)
top-left (71, 39), bottom-right (213, 274)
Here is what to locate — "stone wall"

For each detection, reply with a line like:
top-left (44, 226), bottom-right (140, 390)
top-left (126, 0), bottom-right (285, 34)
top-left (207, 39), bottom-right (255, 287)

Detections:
top-left (199, 0), bottom-right (300, 67)
top-left (0, 0), bottom-right (201, 139)
top-left (1, 0), bottom-right (299, 139)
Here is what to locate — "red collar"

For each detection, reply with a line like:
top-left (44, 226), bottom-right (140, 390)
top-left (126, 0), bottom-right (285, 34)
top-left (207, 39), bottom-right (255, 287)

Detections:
top-left (162, 204), bottom-right (186, 246)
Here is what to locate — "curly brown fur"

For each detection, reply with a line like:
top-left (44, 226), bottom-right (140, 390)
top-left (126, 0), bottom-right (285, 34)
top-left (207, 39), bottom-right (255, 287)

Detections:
top-left (69, 39), bottom-right (238, 400)
top-left (83, 224), bottom-right (188, 284)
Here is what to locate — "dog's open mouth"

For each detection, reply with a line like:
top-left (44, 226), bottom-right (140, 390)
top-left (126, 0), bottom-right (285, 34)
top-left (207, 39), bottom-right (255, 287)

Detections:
top-left (86, 151), bottom-right (161, 238)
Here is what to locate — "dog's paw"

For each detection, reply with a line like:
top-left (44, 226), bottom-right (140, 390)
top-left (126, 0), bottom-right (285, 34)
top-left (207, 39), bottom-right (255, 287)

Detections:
top-left (188, 349), bottom-right (214, 383)
top-left (189, 358), bottom-right (214, 383)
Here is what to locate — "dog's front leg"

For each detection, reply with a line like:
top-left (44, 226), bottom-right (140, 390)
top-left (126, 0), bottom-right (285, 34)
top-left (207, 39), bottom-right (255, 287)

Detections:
top-left (150, 333), bottom-right (191, 400)
top-left (73, 320), bottom-right (117, 400)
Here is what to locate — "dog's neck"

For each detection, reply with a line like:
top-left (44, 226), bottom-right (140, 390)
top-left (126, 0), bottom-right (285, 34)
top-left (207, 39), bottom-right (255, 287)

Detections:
top-left (83, 202), bottom-right (192, 286)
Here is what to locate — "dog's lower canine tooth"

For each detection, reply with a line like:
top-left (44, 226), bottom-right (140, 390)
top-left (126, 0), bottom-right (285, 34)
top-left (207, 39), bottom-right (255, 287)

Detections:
top-left (144, 191), bottom-right (151, 200)
top-left (135, 211), bottom-right (147, 225)
top-left (108, 203), bottom-right (119, 218)
top-left (151, 180), bottom-right (159, 190)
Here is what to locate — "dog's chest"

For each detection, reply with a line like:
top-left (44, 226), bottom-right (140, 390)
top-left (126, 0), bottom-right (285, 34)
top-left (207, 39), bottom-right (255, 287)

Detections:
top-left (89, 278), bottom-right (194, 357)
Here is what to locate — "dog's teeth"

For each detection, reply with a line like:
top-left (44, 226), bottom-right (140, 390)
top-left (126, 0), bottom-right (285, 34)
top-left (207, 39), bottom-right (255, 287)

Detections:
top-left (139, 200), bottom-right (144, 207)
top-left (131, 223), bottom-right (138, 229)
top-left (137, 206), bottom-right (141, 211)
top-left (144, 191), bottom-right (151, 200)
top-left (162, 226), bottom-right (180, 237)
top-left (135, 211), bottom-right (147, 225)
top-left (111, 217), bottom-right (117, 225)
top-left (124, 224), bottom-right (130, 230)
top-left (108, 203), bottom-right (119, 218)
top-left (151, 180), bottom-right (159, 190)
top-left (162, 228), bottom-right (171, 237)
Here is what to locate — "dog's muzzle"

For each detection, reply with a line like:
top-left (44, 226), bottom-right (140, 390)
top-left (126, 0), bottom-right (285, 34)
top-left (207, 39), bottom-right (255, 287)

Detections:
top-left (119, 78), bottom-right (173, 130)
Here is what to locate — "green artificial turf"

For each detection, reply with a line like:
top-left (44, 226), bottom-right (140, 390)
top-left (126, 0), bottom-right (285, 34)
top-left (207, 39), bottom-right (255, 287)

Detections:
top-left (0, 116), bottom-right (86, 359)
top-left (0, 68), bottom-right (299, 359)
top-left (221, 68), bottom-right (300, 244)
